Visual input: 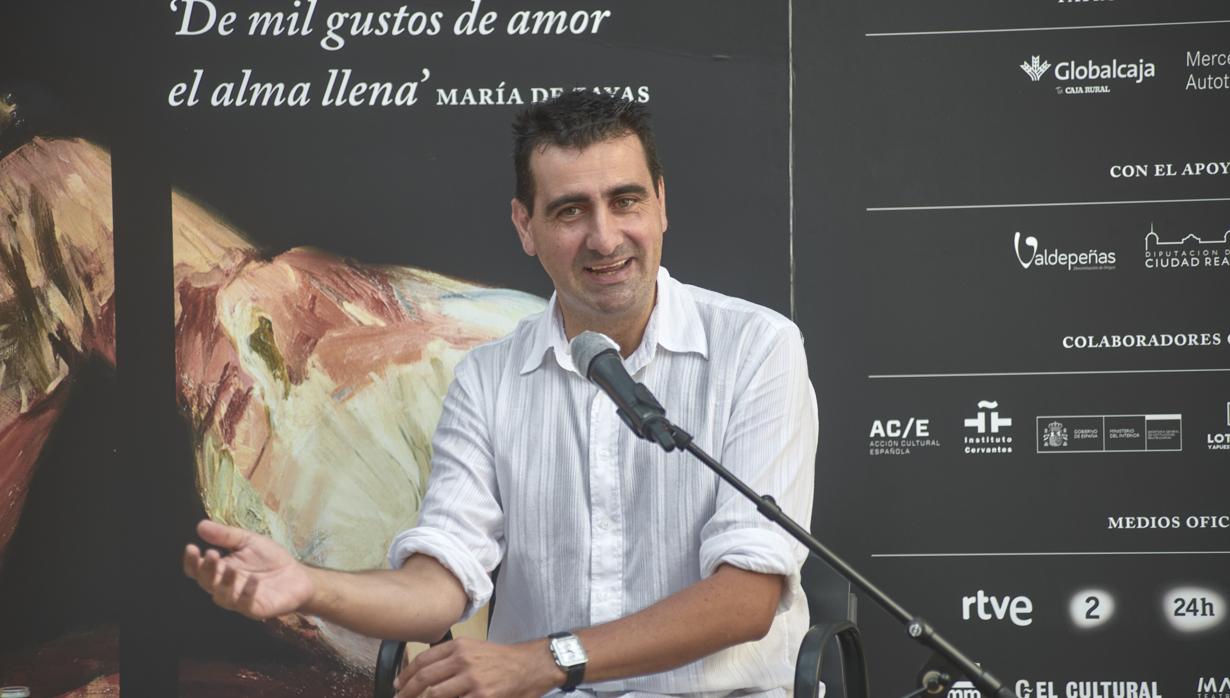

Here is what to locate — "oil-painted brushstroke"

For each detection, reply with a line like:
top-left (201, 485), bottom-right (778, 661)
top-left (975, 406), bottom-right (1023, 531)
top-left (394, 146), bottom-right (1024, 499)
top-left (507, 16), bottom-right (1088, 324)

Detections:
top-left (0, 137), bottom-right (115, 560)
top-left (0, 626), bottom-right (118, 696)
top-left (0, 136), bottom-right (545, 683)
top-left (172, 170), bottom-right (544, 673)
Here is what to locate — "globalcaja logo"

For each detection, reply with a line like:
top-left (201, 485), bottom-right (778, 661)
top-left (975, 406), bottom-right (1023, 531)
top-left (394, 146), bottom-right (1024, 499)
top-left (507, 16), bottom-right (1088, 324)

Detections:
top-left (1019, 54), bottom-right (1157, 95)
top-left (1020, 56), bottom-right (1051, 81)
top-left (1014, 232), bottom-right (1117, 271)
top-left (963, 400), bottom-right (1013, 454)
top-left (1144, 223), bottom-right (1230, 271)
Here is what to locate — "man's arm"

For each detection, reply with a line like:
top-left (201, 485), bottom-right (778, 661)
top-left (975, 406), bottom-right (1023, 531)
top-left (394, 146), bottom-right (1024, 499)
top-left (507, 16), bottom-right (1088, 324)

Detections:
top-left (395, 564), bottom-right (782, 697)
top-left (183, 519), bottom-right (467, 643)
top-left (185, 351), bottom-right (501, 642)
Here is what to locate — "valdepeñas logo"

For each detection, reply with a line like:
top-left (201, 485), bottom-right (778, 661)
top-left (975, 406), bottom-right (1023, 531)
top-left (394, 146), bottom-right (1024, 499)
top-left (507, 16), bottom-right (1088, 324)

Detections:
top-left (1014, 232), bottom-right (1116, 271)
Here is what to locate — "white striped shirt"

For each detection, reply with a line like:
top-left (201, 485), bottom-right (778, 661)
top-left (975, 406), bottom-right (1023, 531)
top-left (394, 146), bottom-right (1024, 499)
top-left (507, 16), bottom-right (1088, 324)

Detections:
top-left (389, 267), bottom-right (818, 697)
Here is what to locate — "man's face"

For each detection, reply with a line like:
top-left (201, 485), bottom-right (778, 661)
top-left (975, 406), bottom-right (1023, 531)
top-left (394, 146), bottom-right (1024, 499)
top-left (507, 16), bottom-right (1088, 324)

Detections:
top-left (511, 133), bottom-right (667, 336)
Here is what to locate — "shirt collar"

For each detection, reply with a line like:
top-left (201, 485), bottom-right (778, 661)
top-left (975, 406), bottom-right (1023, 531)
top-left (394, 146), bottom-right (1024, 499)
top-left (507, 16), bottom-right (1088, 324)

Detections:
top-left (518, 266), bottom-right (709, 376)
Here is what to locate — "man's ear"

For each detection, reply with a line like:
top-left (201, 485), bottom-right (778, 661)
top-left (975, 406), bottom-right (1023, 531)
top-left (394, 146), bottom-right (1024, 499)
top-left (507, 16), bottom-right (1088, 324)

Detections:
top-left (510, 197), bottom-right (537, 256)
top-left (656, 176), bottom-right (668, 234)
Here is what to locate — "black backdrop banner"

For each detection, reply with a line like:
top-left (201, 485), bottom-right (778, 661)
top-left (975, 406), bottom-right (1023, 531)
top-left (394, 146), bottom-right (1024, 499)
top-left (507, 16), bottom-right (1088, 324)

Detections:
top-left (0, 0), bottom-right (1226, 695)
top-left (798, 0), bottom-right (1229, 695)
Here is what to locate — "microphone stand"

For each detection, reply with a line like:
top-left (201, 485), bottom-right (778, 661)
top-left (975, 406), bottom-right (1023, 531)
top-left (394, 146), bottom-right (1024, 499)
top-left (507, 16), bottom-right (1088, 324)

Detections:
top-left (654, 418), bottom-right (1019, 698)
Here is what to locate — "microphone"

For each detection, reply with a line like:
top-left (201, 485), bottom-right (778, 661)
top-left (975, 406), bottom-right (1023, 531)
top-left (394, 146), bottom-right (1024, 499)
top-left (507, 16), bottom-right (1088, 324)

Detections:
top-left (569, 331), bottom-right (677, 451)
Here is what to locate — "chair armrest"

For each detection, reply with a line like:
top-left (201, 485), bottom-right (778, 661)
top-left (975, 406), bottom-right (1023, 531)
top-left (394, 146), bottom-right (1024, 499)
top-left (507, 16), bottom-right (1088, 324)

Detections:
top-left (794, 621), bottom-right (869, 698)
top-left (374, 631), bottom-right (454, 698)
top-left (374, 639), bottom-right (407, 698)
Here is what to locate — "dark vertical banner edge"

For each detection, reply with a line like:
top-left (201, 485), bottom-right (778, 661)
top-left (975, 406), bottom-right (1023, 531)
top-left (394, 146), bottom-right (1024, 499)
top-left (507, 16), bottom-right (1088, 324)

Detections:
top-left (114, 0), bottom-right (179, 692)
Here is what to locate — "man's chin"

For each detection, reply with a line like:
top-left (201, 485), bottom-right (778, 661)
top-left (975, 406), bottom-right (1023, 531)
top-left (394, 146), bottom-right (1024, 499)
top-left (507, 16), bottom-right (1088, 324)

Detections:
top-left (566, 289), bottom-right (642, 321)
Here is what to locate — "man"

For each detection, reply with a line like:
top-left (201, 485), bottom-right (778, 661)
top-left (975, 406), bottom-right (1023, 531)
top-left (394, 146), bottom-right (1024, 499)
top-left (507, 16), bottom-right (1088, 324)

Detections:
top-left (184, 91), bottom-right (817, 697)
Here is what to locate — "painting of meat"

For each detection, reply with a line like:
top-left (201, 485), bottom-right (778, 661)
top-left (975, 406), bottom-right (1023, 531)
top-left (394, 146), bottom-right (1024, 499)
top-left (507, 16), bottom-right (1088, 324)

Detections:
top-left (172, 180), bottom-right (543, 673)
top-left (0, 135), bottom-right (543, 693)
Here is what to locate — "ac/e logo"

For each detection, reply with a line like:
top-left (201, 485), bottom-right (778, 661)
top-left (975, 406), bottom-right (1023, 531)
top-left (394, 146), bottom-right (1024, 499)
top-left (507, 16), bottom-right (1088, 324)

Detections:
top-left (962, 589), bottom-right (1034, 627)
top-left (869, 418), bottom-right (929, 438)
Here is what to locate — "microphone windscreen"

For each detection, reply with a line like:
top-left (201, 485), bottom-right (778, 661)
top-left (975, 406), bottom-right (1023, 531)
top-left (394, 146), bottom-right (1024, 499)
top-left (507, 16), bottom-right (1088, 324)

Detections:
top-left (569, 331), bottom-right (620, 377)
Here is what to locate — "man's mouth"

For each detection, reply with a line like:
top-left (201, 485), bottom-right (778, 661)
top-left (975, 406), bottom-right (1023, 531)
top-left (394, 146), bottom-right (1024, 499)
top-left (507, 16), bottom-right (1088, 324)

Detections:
top-left (584, 259), bottom-right (632, 275)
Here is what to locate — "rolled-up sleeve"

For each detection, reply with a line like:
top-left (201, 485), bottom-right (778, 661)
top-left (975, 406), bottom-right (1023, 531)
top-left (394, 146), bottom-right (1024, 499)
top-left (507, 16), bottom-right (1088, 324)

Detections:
top-left (386, 352), bottom-right (504, 621)
top-left (699, 321), bottom-right (818, 613)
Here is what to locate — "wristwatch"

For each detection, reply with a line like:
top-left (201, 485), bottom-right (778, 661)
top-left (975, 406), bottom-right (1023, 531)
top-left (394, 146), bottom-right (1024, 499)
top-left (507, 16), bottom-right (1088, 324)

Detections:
top-left (548, 631), bottom-right (588, 692)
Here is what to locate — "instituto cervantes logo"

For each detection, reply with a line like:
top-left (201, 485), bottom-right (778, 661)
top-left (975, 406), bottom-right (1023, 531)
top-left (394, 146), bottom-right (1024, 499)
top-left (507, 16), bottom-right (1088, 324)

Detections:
top-left (964, 400), bottom-right (1013, 454)
top-left (1014, 232), bottom-right (1116, 271)
top-left (965, 401), bottom-right (1012, 434)
top-left (1020, 56), bottom-right (1052, 81)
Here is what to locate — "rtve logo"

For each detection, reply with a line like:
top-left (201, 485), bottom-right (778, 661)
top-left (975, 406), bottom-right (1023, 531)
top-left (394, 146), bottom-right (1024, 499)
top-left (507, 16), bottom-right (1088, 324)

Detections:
top-left (962, 590), bottom-right (1034, 627)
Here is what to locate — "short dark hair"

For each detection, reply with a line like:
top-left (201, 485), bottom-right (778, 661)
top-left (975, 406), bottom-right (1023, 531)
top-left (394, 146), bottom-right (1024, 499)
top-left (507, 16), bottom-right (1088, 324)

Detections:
top-left (512, 91), bottom-right (663, 213)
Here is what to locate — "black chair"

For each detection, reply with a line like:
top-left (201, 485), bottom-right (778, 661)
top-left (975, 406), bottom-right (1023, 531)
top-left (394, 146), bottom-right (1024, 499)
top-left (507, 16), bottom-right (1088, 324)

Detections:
top-left (375, 558), bottom-right (868, 698)
top-left (794, 556), bottom-right (869, 698)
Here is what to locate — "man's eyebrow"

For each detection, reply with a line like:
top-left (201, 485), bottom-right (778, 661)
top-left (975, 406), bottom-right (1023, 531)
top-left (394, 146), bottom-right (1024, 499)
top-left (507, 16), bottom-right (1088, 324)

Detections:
top-left (542, 184), bottom-right (650, 216)
top-left (606, 183), bottom-right (650, 199)
top-left (544, 192), bottom-right (590, 216)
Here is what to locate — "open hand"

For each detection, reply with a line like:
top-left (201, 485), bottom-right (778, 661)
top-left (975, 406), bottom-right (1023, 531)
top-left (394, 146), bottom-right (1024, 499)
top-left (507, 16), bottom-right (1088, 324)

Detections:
top-left (183, 519), bottom-right (315, 620)
top-left (393, 637), bottom-right (564, 698)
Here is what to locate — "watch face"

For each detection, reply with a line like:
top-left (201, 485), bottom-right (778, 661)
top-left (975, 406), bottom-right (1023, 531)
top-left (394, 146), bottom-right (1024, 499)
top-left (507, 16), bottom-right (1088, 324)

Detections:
top-left (552, 636), bottom-right (587, 666)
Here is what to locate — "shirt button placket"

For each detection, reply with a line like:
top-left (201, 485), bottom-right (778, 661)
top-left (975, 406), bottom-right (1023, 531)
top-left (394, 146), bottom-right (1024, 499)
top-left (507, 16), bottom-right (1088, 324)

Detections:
top-left (587, 390), bottom-right (624, 625)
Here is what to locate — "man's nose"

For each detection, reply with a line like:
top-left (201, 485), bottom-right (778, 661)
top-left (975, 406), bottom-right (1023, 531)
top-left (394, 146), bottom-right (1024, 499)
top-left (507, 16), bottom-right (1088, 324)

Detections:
top-left (585, 207), bottom-right (621, 256)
